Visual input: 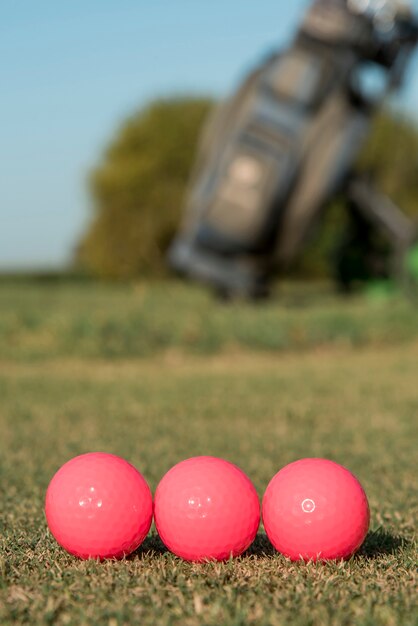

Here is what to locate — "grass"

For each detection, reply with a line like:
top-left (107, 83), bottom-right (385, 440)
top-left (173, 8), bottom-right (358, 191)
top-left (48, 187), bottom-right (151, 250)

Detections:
top-left (0, 279), bottom-right (417, 360)
top-left (0, 280), bottom-right (417, 625)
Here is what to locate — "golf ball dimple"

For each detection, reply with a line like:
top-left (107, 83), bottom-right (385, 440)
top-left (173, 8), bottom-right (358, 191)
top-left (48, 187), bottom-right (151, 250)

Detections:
top-left (262, 458), bottom-right (370, 561)
top-left (154, 456), bottom-right (260, 562)
top-left (45, 452), bottom-right (153, 560)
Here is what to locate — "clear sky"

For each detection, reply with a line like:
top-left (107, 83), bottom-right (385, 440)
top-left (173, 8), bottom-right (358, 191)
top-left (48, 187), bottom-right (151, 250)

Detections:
top-left (1, 0), bottom-right (417, 270)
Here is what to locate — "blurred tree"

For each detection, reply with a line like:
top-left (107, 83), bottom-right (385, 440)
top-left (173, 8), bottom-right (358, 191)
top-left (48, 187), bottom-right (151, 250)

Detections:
top-left (77, 97), bottom-right (213, 279)
top-left (77, 100), bottom-right (417, 280)
top-left (294, 111), bottom-right (418, 279)
top-left (357, 112), bottom-right (418, 218)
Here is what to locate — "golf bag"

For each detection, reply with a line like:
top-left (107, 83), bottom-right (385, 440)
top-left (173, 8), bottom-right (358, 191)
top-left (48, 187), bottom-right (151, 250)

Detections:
top-left (168, 0), bottom-right (418, 298)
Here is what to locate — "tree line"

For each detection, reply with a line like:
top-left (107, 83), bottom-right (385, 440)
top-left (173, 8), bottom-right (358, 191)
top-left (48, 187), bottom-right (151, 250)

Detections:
top-left (76, 97), bottom-right (418, 280)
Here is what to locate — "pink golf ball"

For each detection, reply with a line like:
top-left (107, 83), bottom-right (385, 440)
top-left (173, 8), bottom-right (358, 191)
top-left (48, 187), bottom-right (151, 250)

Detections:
top-left (45, 452), bottom-right (153, 559)
top-left (154, 456), bottom-right (260, 562)
top-left (262, 458), bottom-right (370, 561)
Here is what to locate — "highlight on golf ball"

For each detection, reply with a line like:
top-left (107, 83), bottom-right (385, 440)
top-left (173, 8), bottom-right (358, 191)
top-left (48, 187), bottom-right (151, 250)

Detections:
top-left (262, 458), bottom-right (370, 561)
top-left (154, 456), bottom-right (260, 562)
top-left (45, 452), bottom-right (153, 560)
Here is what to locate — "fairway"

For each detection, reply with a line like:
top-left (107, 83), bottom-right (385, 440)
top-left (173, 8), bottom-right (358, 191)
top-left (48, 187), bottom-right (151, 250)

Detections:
top-left (0, 282), bottom-right (417, 626)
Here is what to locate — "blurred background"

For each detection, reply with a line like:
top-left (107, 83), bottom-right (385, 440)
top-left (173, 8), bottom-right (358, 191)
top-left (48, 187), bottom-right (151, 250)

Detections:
top-left (2, 0), bottom-right (418, 281)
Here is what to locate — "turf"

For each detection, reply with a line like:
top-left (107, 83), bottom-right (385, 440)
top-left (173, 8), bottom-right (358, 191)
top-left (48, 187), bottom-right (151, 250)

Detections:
top-left (0, 281), bottom-right (417, 625)
top-left (0, 279), bottom-right (417, 360)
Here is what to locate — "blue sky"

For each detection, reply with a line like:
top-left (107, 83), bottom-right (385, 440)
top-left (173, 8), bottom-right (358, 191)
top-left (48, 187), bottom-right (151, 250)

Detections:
top-left (1, 0), bottom-right (417, 270)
